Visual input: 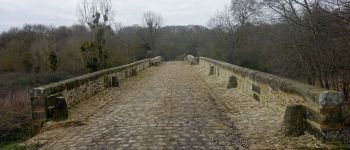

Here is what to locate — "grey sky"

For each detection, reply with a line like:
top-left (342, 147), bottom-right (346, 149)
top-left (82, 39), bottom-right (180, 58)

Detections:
top-left (0, 0), bottom-right (230, 31)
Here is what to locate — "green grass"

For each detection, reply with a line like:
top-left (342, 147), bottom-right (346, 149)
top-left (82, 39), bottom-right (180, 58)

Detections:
top-left (0, 142), bottom-right (42, 150)
top-left (0, 142), bottom-right (27, 150)
top-left (0, 127), bottom-right (33, 150)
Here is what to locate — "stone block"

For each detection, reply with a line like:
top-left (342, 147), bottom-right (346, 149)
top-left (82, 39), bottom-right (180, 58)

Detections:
top-left (30, 88), bottom-right (46, 98)
top-left (112, 76), bottom-right (119, 87)
top-left (125, 70), bottom-right (129, 78)
top-left (46, 93), bottom-right (63, 107)
top-left (47, 106), bottom-right (54, 119)
top-left (344, 104), bottom-right (350, 126)
top-left (209, 66), bottom-right (215, 75)
top-left (253, 94), bottom-right (260, 101)
top-left (320, 129), bottom-right (344, 143)
top-left (31, 97), bottom-right (46, 110)
top-left (282, 104), bottom-right (306, 137)
top-left (190, 57), bottom-right (199, 65)
top-left (131, 68), bottom-right (137, 76)
top-left (321, 110), bottom-right (343, 127)
top-left (227, 76), bottom-right (237, 89)
top-left (104, 76), bottom-right (111, 88)
top-left (32, 109), bottom-right (47, 122)
top-left (252, 84), bottom-right (261, 94)
top-left (52, 97), bottom-right (68, 121)
top-left (305, 119), bottom-right (342, 143)
top-left (319, 91), bottom-right (344, 109)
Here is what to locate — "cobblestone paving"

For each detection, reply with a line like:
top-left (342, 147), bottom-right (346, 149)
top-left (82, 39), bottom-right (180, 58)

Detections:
top-left (26, 62), bottom-right (248, 150)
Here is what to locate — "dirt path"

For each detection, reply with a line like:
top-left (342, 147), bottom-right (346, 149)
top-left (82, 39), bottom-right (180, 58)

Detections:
top-left (26, 62), bottom-right (248, 150)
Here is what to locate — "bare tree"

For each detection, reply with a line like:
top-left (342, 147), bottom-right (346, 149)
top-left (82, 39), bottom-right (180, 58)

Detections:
top-left (77, 0), bottom-right (115, 71)
top-left (77, 0), bottom-right (114, 27)
top-left (319, 0), bottom-right (350, 23)
top-left (207, 7), bottom-right (238, 63)
top-left (230, 0), bottom-right (262, 25)
top-left (142, 11), bottom-right (163, 55)
top-left (264, 0), bottom-right (350, 99)
top-left (263, 0), bottom-right (325, 86)
top-left (230, 0), bottom-right (263, 63)
top-left (208, 7), bottom-right (237, 33)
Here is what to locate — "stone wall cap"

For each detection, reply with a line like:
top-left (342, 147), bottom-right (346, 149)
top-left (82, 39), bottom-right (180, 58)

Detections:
top-left (29, 58), bottom-right (159, 96)
top-left (319, 91), bottom-right (344, 109)
top-left (198, 56), bottom-right (345, 106)
top-left (30, 87), bottom-right (46, 97)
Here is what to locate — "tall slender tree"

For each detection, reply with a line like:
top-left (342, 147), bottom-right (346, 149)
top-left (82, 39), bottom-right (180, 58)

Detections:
top-left (142, 11), bottom-right (163, 57)
top-left (77, 0), bottom-right (114, 72)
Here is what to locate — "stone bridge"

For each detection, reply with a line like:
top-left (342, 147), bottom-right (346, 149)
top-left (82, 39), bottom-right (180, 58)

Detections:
top-left (26, 56), bottom-right (348, 149)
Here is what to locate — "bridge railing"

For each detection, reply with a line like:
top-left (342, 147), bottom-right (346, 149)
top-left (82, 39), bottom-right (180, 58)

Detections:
top-left (185, 55), bottom-right (345, 143)
top-left (30, 56), bottom-right (163, 134)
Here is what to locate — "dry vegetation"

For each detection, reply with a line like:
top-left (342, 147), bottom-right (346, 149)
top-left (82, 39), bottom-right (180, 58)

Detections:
top-left (0, 90), bottom-right (31, 143)
top-left (0, 72), bottom-right (75, 146)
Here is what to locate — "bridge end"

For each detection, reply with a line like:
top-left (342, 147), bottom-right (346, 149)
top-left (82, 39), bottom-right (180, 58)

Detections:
top-left (316, 91), bottom-right (345, 143)
top-left (185, 55), bottom-right (199, 65)
top-left (30, 88), bottom-right (48, 134)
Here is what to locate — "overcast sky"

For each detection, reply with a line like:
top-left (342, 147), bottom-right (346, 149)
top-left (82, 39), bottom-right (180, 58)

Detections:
top-left (0, 0), bottom-right (230, 31)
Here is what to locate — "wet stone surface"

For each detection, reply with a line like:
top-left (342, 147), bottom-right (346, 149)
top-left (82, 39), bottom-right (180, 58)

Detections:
top-left (26, 62), bottom-right (248, 150)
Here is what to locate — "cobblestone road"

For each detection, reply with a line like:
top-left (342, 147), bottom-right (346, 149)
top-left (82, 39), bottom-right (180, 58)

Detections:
top-left (27, 62), bottom-right (248, 150)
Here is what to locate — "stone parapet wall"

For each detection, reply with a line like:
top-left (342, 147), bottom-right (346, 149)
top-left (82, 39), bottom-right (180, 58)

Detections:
top-left (30, 56), bottom-right (163, 134)
top-left (185, 55), bottom-right (346, 144)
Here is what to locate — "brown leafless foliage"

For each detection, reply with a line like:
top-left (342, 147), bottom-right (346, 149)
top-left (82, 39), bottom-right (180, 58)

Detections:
top-left (208, 7), bottom-right (237, 33)
top-left (231, 0), bottom-right (262, 25)
top-left (77, 0), bottom-right (115, 26)
top-left (263, 0), bottom-right (350, 99)
top-left (0, 89), bottom-right (31, 141)
top-left (142, 11), bottom-right (163, 55)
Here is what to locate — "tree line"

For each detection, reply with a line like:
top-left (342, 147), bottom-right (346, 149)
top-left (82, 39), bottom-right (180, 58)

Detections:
top-left (0, 0), bottom-right (348, 99)
top-left (205, 0), bottom-right (350, 100)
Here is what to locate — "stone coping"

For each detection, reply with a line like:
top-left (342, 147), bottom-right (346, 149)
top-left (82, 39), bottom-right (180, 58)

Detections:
top-left (197, 56), bottom-right (344, 109)
top-left (30, 57), bottom-right (162, 97)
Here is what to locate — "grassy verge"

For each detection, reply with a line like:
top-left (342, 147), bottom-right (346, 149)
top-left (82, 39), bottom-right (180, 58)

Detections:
top-left (0, 126), bottom-right (33, 150)
top-left (0, 142), bottom-right (42, 150)
top-left (0, 142), bottom-right (28, 150)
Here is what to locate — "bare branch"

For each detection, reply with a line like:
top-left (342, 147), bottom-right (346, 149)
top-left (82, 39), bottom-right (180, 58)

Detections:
top-left (77, 0), bottom-right (115, 26)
